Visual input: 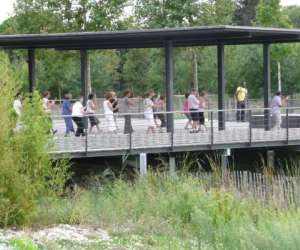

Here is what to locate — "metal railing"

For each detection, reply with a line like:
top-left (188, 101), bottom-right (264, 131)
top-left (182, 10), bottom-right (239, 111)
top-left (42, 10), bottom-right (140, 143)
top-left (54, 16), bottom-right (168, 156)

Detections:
top-left (50, 107), bottom-right (300, 155)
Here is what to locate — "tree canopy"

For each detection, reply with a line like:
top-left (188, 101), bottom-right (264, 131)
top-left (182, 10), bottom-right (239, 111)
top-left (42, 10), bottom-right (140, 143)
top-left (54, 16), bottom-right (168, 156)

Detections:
top-left (1, 0), bottom-right (300, 98)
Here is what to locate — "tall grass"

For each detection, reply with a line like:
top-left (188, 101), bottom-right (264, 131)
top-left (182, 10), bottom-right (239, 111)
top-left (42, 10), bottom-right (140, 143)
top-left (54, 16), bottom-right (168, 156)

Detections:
top-left (36, 169), bottom-right (300, 249)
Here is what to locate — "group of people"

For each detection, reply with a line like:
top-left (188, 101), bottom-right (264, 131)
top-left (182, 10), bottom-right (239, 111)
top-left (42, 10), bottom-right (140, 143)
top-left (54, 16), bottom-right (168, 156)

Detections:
top-left (62, 91), bottom-right (121, 137)
top-left (183, 89), bottom-right (208, 133)
top-left (12, 84), bottom-right (288, 136)
top-left (235, 82), bottom-right (288, 129)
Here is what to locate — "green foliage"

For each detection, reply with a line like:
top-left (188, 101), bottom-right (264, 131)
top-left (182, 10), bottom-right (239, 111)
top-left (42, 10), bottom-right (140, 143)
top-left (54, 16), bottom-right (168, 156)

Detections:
top-left (0, 52), bottom-right (70, 227)
top-left (35, 172), bottom-right (300, 249)
top-left (9, 238), bottom-right (39, 250)
top-left (2, 0), bottom-right (300, 98)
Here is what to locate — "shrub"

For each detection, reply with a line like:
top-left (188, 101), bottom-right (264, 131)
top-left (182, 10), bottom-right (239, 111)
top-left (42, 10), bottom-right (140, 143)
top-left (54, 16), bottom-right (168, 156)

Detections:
top-left (0, 52), bottom-right (70, 227)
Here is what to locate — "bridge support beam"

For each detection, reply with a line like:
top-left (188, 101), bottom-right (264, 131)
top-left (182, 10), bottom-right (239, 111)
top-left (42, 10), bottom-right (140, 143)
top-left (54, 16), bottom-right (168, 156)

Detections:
top-left (169, 155), bottom-right (176, 177)
top-left (263, 44), bottom-right (271, 130)
top-left (165, 40), bottom-right (174, 133)
top-left (218, 44), bottom-right (225, 131)
top-left (80, 49), bottom-right (89, 106)
top-left (139, 153), bottom-right (147, 176)
top-left (28, 49), bottom-right (36, 94)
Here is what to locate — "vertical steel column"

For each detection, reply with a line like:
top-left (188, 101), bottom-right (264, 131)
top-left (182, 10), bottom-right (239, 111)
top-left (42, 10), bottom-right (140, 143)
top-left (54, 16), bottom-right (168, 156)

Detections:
top-left (80, 49), bottom-right (89, 105)
top-left (80, 49), bottom-right (89, 153)
top-left (218, 44), bottom-right (225, 130)
top-left (28, 49), bottom-right (36, 94)
top-left (263, 44), bottom-right (271, 130)
top-left (165, 41), bottom-right (174, 133)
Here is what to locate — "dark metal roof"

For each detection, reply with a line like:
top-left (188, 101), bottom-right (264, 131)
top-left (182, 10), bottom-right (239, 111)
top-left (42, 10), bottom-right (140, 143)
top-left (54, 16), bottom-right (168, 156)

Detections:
top-left (1, 25), bottom-right (300, 50)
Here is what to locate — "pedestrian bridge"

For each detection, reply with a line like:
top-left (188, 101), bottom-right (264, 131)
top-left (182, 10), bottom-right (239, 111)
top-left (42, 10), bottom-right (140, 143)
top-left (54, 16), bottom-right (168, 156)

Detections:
top-left (51, 108), bottom-right (300, 158)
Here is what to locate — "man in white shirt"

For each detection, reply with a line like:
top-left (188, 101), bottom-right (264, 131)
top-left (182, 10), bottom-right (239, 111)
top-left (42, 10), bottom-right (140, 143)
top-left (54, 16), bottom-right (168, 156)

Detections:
top-left (72, 97), bottom-right (86, 136)
top-left (188, 89), bottom-right (200, 132)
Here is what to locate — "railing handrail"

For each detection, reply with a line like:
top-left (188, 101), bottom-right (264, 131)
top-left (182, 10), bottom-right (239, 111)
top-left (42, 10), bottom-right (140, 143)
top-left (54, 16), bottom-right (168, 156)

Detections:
top-left (51, 106), bottom-right (300, 119)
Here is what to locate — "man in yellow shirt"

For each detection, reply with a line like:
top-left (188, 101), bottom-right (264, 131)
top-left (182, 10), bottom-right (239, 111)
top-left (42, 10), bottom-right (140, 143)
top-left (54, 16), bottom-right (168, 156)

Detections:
top-left (235, 82), bottom-right (248, 122)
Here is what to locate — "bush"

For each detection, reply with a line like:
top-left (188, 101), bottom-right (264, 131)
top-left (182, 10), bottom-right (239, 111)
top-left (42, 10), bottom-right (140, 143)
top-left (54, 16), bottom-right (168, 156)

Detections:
top-left (0, 52), bottom-right (69, 227)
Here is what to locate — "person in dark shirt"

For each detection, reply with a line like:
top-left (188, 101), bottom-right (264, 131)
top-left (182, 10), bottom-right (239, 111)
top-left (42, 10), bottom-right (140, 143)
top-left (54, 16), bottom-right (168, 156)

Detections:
top-left (62, 93), bottom-right (74, 136)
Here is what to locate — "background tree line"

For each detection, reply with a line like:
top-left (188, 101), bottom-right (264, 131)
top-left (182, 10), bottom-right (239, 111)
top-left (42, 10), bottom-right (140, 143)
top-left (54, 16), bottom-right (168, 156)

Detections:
top-left (1, 0), bottom-right (300, 99)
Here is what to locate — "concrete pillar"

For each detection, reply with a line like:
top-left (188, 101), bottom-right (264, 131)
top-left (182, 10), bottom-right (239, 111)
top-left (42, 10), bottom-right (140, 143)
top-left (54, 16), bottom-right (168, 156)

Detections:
top-left (169, 156), bottom-right (176, 177)
top-left (139, 153), bottom-right (147, 176)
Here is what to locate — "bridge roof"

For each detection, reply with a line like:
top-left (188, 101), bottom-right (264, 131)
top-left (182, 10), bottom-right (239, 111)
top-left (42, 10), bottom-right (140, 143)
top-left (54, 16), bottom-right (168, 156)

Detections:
top-left (0, 25), bottom-right (300, 50)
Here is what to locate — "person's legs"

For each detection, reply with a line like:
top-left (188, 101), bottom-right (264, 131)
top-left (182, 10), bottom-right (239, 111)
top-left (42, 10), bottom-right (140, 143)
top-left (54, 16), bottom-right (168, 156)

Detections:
top-left (78, 117), bottom-right (86, 136)
top-left (158, 113), bottom-right (166, 128)
top-left (198, 112), bottom-right (206, 131)
top-left (236, 102), bottom-right (241, 121)
top-left (73, 117), bottom-right (80, 137)
top-left (241, 102), bottom-right (246, 122)
top-left (124, 115), bottom-right (133, 134)
top-left (64, 116), bottom-right (74, 136)
top-left (184, 113), bottom-right (192, 129)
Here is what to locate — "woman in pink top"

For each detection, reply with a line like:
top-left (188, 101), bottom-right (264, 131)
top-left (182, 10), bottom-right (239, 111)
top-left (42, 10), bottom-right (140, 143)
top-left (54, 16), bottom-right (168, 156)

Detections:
top-left (183, 93), bottom-right (192, 130)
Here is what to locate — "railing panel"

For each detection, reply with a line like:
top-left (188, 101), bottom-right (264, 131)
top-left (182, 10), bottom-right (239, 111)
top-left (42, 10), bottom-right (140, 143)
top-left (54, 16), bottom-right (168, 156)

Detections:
top-left (49, 107), bottom-right (300, 155)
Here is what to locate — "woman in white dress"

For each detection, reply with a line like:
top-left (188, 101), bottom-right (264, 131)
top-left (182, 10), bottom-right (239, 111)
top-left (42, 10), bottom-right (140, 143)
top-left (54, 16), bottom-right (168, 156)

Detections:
top-left (144, 91), bottom-right (156, 134)
top-left (103, 92), bottom-right (117, 133)
top-left (86, 93), bottom-right (101, 133)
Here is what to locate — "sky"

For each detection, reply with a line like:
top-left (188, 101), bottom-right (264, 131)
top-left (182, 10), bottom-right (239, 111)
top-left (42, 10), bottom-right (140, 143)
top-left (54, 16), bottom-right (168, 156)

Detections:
top-left (0, 0), bottom-right (299, 23)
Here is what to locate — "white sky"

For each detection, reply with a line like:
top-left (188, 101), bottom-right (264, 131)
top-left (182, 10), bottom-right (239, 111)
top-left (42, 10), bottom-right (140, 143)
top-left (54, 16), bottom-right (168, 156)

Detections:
top-left (0, 0), bottom-right (299, 24)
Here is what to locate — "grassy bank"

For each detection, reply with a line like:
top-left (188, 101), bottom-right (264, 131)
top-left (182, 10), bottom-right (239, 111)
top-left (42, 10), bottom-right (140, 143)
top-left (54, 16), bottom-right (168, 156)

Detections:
top-left (31, 172), bottom-right (300, 249)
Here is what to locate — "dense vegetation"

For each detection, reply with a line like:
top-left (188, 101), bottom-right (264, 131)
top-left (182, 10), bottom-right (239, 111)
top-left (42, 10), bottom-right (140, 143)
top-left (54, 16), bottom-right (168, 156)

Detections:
top-left (0, 52), bottom-right (69, 227)
top-left (1, 0), bottom-right (300, 98)
top-left (13, 169), bottom-right (300, 249)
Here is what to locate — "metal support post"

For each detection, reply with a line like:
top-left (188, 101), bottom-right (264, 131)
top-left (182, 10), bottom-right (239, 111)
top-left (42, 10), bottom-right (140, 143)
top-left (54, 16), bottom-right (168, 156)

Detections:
top-left (263, 44), bottom-right (271, 131)
top-left (218, 44), bottom-right (225, 130)
top-left (165, 40), bottom-right (174, 133)
top-left (80, 49), bottom-right (89, 140)
top-left (249, 110), bottom-right (252, 145)
top-left (210, 111), bottom-right (214, 146)
top-left (286, 108), bottom-right (289, 144)
top-left (28, 49), bottom-right (36, 94)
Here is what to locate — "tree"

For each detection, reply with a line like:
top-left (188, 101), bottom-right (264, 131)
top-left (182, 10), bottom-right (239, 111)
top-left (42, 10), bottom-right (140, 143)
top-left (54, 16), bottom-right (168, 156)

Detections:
top-left (234, 0), bottom-right (259, 25)
top-left (256, 0), bottom-right (293, 93)
top-left (283, 6), bottom-right (300, 28)
top-left (0, 0), bottom-right (130, 97)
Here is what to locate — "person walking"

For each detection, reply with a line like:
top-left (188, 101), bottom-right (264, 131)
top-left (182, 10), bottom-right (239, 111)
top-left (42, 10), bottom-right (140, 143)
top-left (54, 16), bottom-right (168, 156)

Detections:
top-left (271, 91), bottom-right (282, 130)
top-left (42, 91), bottom-right (57, 134)
top-left (198, 91), bottom-right (208, 131)
top-left (183, 93), bottom-right (192, 130)
top-left (62, 93), bottom-right (74, 137)
top-left (86, 93), bottom-right (101, 133)
top-left (144, 91), bottom-right (156, 134)
top-left (104, 92), bottom-right (117, 133)
top-left (188, 89), bottom-right (200, 133)
top-left (123, 90), bottom-right (134, 134)
top-left (235, 82), bottom-right (248, 122)
top-left (110, 91), bottom-right (119, 130)
top-left (72, 96), bottom-right (86, 137)
top-left (156, 95), bottom-right (166, 131)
